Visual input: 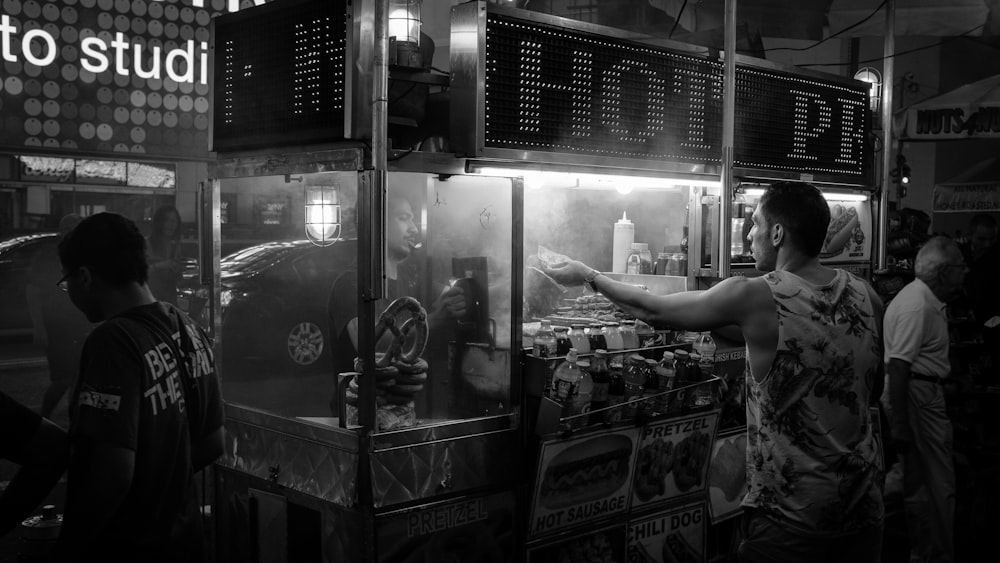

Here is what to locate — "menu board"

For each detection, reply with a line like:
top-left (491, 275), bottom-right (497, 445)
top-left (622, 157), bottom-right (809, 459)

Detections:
top-left (628, 502), bottom-right (707, 563)
top-left (530, 427), bottom-right (641, 538)
top-left (632, 411), bottom-right (719, 509)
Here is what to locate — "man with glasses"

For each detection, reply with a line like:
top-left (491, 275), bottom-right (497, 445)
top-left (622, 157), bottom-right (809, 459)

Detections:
top-left (51, 212), bottom-right (224, 563)
top-left (882, 236), bottom-right (966, 563)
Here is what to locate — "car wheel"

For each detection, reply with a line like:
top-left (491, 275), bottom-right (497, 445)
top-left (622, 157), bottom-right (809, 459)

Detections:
top-left (285, 320), bottom-right (326, 368)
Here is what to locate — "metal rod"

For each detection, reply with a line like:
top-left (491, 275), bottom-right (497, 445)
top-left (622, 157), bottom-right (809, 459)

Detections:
top-left (719, 0), bottom-right (737, 278)
top-left (877, 0), bottom-right (895, 270)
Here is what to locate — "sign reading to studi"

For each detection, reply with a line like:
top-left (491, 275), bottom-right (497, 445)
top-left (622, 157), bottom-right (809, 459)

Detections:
top-left (211, 0), bottom-right (348, 151)
top-left (480, 11), bottom-right (869, 178)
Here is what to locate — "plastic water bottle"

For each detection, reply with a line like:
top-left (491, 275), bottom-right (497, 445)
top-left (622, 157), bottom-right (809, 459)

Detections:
top-left (692, 332), bottom-right (717, 408)
top-left (551, 348), bottom-right (581, 402)
top-left (533, 319), bottom-right (558, 358)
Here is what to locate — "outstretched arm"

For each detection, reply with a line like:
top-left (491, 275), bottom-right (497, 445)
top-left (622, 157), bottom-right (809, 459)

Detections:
top-left (542, 260), bottom-right (764, 333)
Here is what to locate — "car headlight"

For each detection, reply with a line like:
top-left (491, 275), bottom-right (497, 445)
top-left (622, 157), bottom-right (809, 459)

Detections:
top-left (220, 289), bottom-right (233, 310)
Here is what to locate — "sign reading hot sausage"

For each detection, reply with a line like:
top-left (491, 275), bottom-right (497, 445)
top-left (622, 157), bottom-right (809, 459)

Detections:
top-left (632, 411), bottom-right (719, 509)
top-left (628, 503), bottom-right (706, 563)
top-left (530, 428), bottom-right (641, 538)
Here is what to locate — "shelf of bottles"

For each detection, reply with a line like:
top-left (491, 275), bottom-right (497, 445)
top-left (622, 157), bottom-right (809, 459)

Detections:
top-left (524, 326), bottom-right (722, 437)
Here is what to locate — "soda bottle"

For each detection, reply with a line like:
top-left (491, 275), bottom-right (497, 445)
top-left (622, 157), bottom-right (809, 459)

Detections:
top-left (589, 350), bottom-right (611, 424)
top-left (622, 354), bottom-right (645, 419)
top-left (692, 332), bottom-right (717, 408)
top-left (686, 352), bottom-right (703, 410)
top-left (671, 349), bottom-right (690, 414)
top-left (569, 360), bottom-right (593, 429)
top-left (655, 350), bottom-right (676, 414)
top-left (607, 358), bottom-right (626, 422)
top-left (642, 358), bottom-right (660, 416)
top-left (533, 319), bottom-right (558, 358)
top-left (551, 348), bottom-right (581, 402)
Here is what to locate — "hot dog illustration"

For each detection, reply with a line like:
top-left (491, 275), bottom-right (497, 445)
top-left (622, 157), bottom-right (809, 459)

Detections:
top-left (539, 434), bottom-right (632, 510)
top-left (820, 205), bottom-right (860, 259)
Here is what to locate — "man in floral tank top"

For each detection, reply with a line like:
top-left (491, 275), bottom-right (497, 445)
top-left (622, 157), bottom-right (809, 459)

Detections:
top-left (543, 182), bottom-right (885, 562)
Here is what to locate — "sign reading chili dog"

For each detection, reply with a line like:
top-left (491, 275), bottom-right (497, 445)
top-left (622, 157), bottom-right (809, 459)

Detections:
top-left (530, 428), bottom-right (641, 538)
top-left (632, 411), bottom-right (719, 509)
top-left (628, 502), bottom-right (707, 563)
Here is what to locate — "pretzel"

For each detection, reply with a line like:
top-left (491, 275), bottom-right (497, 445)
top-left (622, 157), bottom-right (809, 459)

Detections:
top-left (373, 297), bottom-right (428, 366)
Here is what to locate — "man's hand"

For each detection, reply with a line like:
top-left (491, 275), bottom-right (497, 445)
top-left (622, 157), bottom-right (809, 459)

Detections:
top-left (541, 259), bottom-right (595, 286)
top-left (439, 284), bottom-right (467, 319)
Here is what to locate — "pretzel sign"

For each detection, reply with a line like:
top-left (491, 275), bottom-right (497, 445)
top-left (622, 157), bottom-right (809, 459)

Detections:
top-left (373, 297), bottom-right (428, 366)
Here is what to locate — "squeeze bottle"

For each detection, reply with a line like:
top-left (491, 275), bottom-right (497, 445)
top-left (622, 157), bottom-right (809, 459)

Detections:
top-left (612, 211), bottom-right (635, 273)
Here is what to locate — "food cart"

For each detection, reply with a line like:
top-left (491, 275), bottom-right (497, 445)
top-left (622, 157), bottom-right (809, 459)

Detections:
top-left (202, 1), bottom-right (877, 562)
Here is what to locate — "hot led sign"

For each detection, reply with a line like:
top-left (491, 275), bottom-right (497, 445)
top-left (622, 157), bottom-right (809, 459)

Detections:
top-left (457, 8), bottom-right (870, 180)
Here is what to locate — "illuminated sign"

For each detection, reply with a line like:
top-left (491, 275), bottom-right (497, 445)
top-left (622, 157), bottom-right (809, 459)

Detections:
top-left (0, 0), bottom-right (279, 159)
top-left (211, 0), bottom-right (349, 151)
top-left (453, 6), bottom-right (870, 181)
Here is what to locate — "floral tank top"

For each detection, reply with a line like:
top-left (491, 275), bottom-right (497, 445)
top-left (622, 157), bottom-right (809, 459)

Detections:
top-left (742, 269), bottom-right (884, 535)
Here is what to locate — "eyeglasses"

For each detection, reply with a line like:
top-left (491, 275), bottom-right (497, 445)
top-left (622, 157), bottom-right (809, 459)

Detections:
top-left (56, 270), bottom-right (77, 292)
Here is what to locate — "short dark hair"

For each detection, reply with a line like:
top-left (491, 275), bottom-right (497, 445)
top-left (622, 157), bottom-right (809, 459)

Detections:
top-left (758, 181), bottom-right (831, 257)
top-left (58, 212), bottom-right (149, 287)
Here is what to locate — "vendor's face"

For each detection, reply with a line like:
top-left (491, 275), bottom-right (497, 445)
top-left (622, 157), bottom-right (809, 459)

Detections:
top-left (387, 198), bottom-right (419, 262)
top-left (748, 207), bottom-right (777, 272)
top-left (971, 225), bottom-right (996, 257)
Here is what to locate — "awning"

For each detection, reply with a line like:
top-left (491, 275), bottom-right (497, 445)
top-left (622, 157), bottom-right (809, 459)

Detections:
top-left (933, 156), bottom-right (1000, 212)
top-left (895, 74), bottom-right (1000, 141)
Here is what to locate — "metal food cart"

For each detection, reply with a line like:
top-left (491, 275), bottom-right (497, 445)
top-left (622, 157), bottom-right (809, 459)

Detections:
top-left (201, 1), bottom-right (878, 562)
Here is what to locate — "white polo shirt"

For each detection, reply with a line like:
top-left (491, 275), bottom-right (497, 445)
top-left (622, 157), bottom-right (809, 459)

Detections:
top-left (883, 278), bottom-right (950, 378)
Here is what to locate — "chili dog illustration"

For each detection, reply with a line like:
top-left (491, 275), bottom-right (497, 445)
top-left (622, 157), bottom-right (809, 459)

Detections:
top-left (820, 205), bottom-right (860, 259)
top-left (539, 434), bottom-right (632, 510)
top-left (662, 532), bottom-right (701, 563)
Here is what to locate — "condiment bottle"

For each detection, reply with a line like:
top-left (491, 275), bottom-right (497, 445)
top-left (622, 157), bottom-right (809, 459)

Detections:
top-left (612, 211), bottom-right (635, 274)
top-left (626, 243), bottom-right (642, 274)
top-left (637, 243), bottom-right (653, 274)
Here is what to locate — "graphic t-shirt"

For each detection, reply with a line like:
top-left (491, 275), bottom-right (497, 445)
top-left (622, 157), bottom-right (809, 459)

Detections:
top-left (69, 302), bottom-right (223, 562)
top-left (742, 269), bottom-right (884, 535)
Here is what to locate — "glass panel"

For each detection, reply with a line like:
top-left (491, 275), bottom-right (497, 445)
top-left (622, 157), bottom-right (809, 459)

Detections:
top-left (207, 171), bottom-right (358, 419)
top-left (336, 172), bottom-right (514, 431)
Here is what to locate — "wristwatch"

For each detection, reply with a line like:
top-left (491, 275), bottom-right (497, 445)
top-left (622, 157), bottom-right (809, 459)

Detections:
top-left (584, 268), bottom-right (601, 292)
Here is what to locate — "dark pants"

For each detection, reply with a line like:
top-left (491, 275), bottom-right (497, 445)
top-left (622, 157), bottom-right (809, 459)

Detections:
top-left (738, 510), bottom-right (882, 563)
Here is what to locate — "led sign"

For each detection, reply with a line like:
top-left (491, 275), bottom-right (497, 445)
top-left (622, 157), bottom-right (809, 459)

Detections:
top-left (211, 0), bottom-right (349, 151)
top-left (467, 9), bottom-right (869, 180)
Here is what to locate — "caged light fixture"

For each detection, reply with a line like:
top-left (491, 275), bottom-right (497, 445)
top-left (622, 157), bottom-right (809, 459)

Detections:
top-left (304, 185), bottom-right (341, 247)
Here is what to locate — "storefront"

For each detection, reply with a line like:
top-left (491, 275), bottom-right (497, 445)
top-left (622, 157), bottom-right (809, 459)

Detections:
top-left (199, 1), bottom-right (877, 562)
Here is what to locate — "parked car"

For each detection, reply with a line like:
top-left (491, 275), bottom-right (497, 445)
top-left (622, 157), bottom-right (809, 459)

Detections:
top-left (0, 233), bottom-right (59, 337)
top-left (178, 239), bottom-right (357, 372)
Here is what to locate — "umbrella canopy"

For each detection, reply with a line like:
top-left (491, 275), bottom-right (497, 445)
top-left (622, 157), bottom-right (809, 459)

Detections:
top-left (895, 74), bottom-right (1000, 141)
